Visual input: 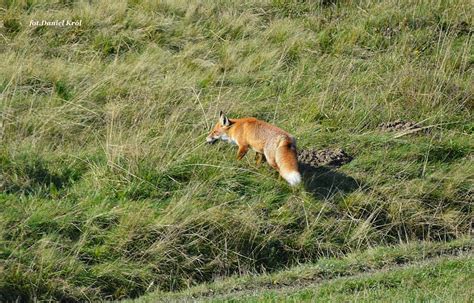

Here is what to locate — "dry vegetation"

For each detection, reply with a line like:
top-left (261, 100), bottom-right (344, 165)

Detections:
top-left (0, 0), bottom-right (472, 301)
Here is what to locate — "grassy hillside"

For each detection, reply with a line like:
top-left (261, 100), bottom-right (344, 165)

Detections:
top-left (0, 0), bottom-right (472, 301)
top-left (184, 255), bottom-right (474, 303)
top-left (132, 239), bottom-right (473, 302)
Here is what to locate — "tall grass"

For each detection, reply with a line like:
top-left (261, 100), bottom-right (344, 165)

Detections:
top-left (0, 0), bottom-right (472, 301)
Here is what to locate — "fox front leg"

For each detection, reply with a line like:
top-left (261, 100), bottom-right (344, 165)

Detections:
top-left (236, 145), bottom-right (249, 160)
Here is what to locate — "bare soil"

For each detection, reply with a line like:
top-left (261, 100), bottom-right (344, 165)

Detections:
top-left (297, 148), bottom-right (353, 168)
top-left (378, 119), bottom-right (424, 132)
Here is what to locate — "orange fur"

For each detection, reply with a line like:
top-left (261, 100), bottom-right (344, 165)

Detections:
top-left (206, 112), bottom-right (301, 186)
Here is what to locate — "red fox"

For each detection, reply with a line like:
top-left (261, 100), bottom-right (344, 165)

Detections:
top-left (206, 111), bottom-right (301, 186)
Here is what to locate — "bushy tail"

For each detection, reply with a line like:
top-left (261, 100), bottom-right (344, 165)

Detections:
top-left (276, 137), bottom-right (301, 186)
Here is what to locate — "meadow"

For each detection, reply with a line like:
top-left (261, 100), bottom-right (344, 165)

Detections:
top-left (0, 0), bottom-right (472, 301)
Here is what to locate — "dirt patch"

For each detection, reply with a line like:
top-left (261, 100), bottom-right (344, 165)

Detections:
top-left (298, 148), bottom-right (353, 168)
top-left (378, 119), bottom-right (423, 132)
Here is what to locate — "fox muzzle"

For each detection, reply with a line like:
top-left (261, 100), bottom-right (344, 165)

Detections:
top-left (206, 137), bottom-right (218, 144)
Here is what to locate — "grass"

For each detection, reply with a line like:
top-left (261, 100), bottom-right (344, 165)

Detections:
top-left (0, 0), bottom-right (473, 301)
top-left (210, 255), bottom-right (474, 302)
top-left (131, 238), bottom-right (473, 302)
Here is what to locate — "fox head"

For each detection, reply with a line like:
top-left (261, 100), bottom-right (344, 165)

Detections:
top-left (206, 111), bottom-right (232, 144)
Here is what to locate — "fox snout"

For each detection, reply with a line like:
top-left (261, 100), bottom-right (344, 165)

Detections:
top-left (206, 136), bottom-right (218, 144)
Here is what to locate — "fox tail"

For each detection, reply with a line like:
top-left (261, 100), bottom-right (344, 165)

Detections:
top-left (276, 136), bottom-right (301, 186)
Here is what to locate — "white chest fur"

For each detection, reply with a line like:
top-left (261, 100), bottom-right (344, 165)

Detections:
top-left (221, 134), bottom-right (237, 145)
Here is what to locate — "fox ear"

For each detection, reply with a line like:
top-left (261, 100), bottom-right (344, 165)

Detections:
top-left (219, 111), bottom-right (230, 126)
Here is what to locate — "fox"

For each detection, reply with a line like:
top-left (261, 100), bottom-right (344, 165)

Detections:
top-left (206, 111), bottom-right (301, 186)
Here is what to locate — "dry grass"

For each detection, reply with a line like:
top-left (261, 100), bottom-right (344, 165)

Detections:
top-left (0, 0), bottom-right (472, 301)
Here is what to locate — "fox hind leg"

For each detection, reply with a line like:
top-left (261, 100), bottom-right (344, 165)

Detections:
top-left (255, 152), bottom-right (266, 166)
top-left (264, 150), bottom-right (279, 171)
top-left (267, 158), bottom-right (279, 172)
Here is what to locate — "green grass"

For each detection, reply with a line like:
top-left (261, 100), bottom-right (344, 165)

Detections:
top-left (131, 238), bottom-right (473, 302)
top-left (0, 0), bottom-right (473, 301)
top-left (211, 255), bottom-right (474, 303)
